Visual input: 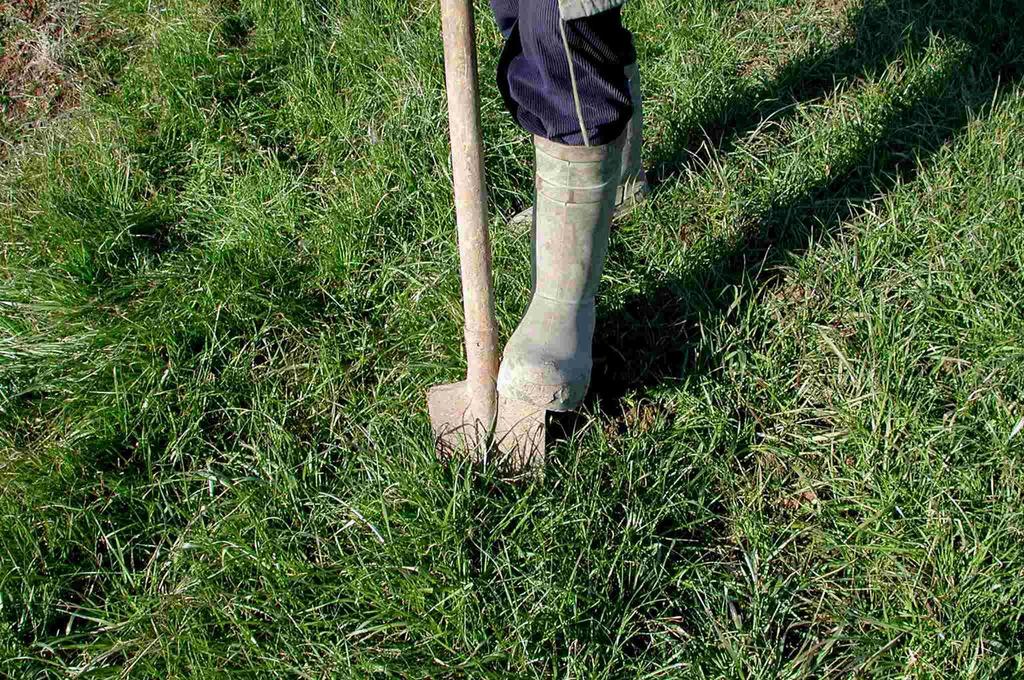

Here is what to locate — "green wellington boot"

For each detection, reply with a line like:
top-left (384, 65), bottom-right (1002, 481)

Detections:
top-left (497, 134), bottom-right (623, 411)
top-left (509, 62), bottom-right (647, 230)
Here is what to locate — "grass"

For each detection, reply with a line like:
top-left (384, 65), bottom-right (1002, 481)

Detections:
top-left (2, 0), bottom-right (1024, 675)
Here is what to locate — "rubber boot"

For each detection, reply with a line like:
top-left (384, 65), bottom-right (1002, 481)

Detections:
top-left (509, 63), bottom-right (647, 230)
top-left (616, 62), bottom-right (648, 208)
top-left (497, 134), bottom-right (624, 411)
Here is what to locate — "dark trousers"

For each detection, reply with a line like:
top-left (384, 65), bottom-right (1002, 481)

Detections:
top-left (489, 1), bottom-right (636, 146)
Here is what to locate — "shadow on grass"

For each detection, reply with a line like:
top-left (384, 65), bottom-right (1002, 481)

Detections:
top-left (533, 1), bottom-right (1024, 666)
top-left (589, 0), bottom-right (1024, 416)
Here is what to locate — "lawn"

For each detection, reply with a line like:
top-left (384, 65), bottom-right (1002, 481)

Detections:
top-left (2, 0), bottom-right (1023, 676)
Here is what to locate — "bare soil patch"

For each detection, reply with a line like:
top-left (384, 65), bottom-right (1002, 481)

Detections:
top-left (1, 0), bottom-right (118, 153)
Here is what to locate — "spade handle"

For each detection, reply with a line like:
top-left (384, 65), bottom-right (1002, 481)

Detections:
top-left (439, 0), bottom-right (499, 430)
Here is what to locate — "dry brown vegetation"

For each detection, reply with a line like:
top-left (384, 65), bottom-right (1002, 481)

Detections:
top-left (1, 0), bottom-right (124, 155)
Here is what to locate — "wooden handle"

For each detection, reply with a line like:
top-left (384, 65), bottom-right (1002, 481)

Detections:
top-left (440, 0), bottom-right (499, 429)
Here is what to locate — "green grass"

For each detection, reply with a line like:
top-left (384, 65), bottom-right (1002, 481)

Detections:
top-left (2, 0), bottom-right (1024, 675)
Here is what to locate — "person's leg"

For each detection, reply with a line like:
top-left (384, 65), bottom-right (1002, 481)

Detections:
top-left (497, 2), bottom-right (635, 145)
top-left (489, 0), bottom-right (519, 39)
top-left (496, 3), bottom-right (634, 411)
top-left (503, 5), bottom-right (647, 228)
